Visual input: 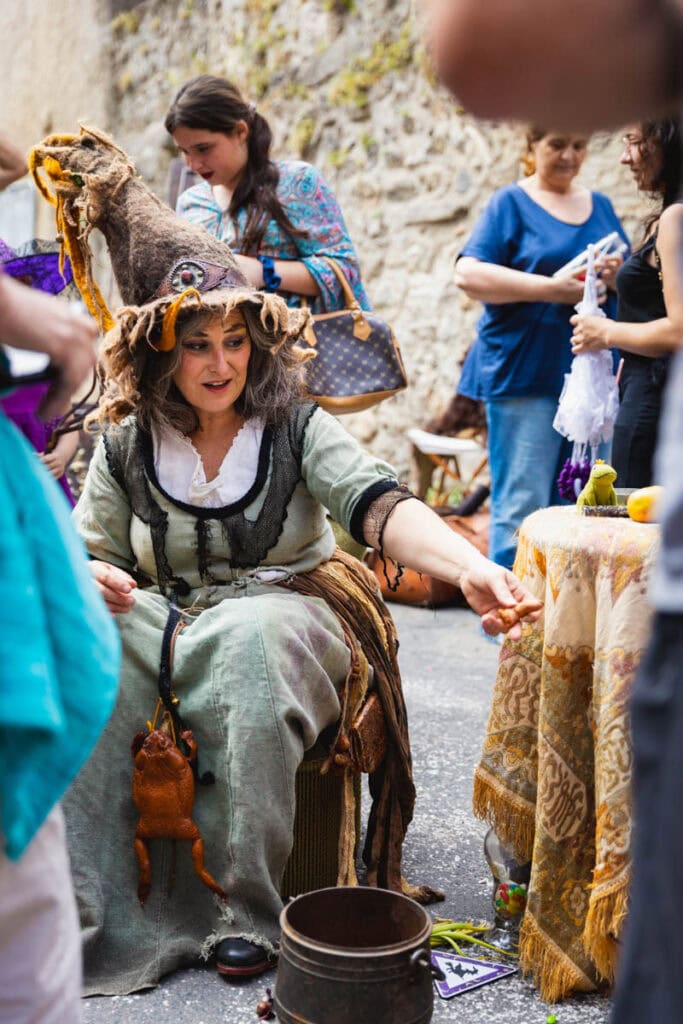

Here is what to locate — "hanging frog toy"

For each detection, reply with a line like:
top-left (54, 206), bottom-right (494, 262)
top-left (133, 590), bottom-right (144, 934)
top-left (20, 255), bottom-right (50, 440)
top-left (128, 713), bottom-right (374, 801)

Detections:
top-left (131, 703), bottom-right (227, 906)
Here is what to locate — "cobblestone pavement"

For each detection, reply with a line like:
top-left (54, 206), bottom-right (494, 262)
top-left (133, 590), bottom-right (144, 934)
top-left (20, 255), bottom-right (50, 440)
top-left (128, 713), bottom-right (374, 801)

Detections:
top-left (82, 602), bottom-right (611, 1024)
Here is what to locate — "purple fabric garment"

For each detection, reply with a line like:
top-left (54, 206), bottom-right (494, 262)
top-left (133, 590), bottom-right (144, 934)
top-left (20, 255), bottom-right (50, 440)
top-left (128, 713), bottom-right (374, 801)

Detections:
top-left (1, 241), bottom-right (73, 294)
top-left (2, 253), bottom-right (73, 293)
top-left (0, 383), bottom-right (75, 506)
top-left (0, 238), bottom-right (77, 505)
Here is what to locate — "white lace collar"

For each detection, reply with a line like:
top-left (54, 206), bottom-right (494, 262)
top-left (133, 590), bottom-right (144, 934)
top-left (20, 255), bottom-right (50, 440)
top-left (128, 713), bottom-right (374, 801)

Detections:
top-left (152, 419), bottom-right (265, 508)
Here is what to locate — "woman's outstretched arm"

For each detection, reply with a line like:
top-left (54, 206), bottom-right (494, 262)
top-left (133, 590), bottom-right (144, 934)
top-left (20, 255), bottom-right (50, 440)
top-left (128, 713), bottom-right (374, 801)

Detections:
top-left (367, 497), bottom-right (541, 638)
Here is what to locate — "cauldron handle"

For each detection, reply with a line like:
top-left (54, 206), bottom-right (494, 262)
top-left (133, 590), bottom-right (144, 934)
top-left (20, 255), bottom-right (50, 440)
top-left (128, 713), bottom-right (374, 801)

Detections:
top-left (410, 947), bottom-right (445, 981)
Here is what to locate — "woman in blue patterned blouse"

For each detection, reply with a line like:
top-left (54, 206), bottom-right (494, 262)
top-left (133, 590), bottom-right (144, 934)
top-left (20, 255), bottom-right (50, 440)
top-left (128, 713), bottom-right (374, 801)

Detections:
top-left (165, 75), bottom-right (369, 314)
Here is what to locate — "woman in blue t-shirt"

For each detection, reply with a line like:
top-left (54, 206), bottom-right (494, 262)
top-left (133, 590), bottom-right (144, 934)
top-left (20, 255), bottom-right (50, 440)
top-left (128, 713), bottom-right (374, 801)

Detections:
top-left (455, 128), bottom-right (628, 568)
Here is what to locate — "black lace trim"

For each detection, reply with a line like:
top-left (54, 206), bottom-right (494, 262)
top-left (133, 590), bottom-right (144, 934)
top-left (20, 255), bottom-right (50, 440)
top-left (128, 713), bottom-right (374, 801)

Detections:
top-left (259, 399), bottom-right (319, 564)
top-left (368, 486), bottom-right (421, 593)
top-left (349, 478), bottom-right (401, 546)
top-left (139, 425), bottom-right (274, 520)
top-left (102, 431), bottom-right (126, 492)
top-left (196, 519), bottom-right (217, 584)
top-left (102, 404), bottom-right (317, 585)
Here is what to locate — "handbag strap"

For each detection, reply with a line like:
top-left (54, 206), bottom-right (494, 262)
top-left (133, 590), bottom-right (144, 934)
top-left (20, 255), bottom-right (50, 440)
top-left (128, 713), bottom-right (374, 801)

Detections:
top-left (300, 258), bottom-right (372, 342)
top-left (300, 258), bottom-right (362, 313)
top-left (322, 257), bottom-right (362, 312)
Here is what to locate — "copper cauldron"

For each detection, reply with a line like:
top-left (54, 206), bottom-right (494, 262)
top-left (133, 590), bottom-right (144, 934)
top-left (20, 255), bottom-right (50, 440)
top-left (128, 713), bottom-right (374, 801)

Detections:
top-left (274, 886), bottom-right (442, 1024)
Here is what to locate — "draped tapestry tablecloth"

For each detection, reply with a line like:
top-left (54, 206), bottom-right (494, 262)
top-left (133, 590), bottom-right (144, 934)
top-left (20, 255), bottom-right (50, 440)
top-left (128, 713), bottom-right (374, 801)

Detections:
top-left (473, 506), bottom-right (659, 1002)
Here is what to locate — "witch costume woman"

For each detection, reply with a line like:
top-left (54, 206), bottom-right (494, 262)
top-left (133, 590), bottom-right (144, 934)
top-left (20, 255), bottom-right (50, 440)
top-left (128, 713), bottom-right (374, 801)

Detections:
top-left (29, 126), bottom-right (537, 996)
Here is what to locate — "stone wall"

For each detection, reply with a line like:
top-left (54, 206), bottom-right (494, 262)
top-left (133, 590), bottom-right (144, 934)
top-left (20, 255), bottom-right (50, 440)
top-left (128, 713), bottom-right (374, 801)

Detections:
top-left (6, 0), bottom-right (650, 474)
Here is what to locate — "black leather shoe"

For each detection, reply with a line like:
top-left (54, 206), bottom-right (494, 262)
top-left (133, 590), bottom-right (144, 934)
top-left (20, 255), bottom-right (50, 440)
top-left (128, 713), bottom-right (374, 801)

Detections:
top-left (215, 937), bottom-right (274, 978)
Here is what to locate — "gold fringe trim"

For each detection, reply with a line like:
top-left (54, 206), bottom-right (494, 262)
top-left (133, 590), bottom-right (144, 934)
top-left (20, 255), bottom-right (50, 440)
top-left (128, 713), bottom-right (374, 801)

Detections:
top-left (582, 881), bottom-right (628, 983)
top-left (519, 911), bottom-right (596, 1003)
top-left (472, 766), bottom-right (535, 864)
top-left (335, 769), bottom-right (359, 888)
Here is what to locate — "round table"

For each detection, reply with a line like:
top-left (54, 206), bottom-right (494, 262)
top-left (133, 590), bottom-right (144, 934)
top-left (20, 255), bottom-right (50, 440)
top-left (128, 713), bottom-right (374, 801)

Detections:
top-left (473, 505), bottom-right (660, 1002)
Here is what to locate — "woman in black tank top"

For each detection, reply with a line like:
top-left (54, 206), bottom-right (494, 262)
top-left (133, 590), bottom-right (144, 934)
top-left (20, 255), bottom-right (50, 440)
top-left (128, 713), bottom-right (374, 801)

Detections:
top-left (570, 119), bottom-right (682, 487)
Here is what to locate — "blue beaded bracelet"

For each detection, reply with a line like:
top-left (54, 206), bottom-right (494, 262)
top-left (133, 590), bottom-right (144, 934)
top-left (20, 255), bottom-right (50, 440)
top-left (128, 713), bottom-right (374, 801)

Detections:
top-left (257, 254), bottom-right (282, 293)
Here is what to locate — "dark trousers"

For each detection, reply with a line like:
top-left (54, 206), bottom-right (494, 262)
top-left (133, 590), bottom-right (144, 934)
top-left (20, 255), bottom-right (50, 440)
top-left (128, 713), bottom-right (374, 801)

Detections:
top-left (612, 359), bottom-right (667, 488)
top-left (610, 613), bottom-right (683, 1022)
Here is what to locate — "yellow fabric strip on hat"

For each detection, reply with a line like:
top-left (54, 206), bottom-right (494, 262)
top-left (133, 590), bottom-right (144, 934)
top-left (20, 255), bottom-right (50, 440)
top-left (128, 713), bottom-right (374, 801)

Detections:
top-left (28, 148), bottom-right (115, 333)
top-left (158, 288), bottom-right (201, 351)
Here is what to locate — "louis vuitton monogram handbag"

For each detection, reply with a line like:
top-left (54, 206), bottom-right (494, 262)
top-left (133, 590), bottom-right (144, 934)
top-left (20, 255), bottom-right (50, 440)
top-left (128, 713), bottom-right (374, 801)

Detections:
top-left (297, 258), bottom-right (408, 414)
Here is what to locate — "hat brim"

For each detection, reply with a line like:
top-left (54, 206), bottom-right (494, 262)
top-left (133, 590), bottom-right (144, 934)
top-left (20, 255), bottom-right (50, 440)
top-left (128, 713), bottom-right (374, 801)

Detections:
top-left (116, 285), bottom-right (311, 352)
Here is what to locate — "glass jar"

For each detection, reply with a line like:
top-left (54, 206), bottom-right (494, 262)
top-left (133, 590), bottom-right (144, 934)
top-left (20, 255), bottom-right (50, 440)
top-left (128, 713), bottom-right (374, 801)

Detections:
top-left (483, 827), bottom-right (531, 952)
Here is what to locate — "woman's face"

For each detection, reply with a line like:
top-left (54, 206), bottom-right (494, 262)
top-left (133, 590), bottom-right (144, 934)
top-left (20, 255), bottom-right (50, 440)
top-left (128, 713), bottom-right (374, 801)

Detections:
top-left (621, 126), bottom-right (663, 193)
top-left (173, 310), bottom-right (251, 418)
top-left (531, 133), bottom-right (589, 188)
top-left (172, 124), bottom-right (248, 190)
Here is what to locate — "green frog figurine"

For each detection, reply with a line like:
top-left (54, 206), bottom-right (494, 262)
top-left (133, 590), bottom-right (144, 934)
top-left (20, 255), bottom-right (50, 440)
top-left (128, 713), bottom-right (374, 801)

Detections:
top-left (576, 459), bottom-right (618, 510)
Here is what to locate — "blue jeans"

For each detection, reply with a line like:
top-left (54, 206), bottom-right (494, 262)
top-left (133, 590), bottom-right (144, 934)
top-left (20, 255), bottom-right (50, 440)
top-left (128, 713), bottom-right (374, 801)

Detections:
top-left (485, 397), bottom-right (571, 569)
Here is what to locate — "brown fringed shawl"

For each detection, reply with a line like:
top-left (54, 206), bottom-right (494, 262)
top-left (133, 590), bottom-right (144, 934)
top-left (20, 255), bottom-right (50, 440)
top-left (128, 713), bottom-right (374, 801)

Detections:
top-left (282, 548), bottom-right (444, 905)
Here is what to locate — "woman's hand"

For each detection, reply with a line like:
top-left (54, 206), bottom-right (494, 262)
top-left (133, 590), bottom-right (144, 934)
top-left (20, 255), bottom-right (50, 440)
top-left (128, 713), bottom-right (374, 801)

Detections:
top-left (545, 275), bottom-right (585, 306)
top-left (89, 559), bottom-right (138, 615)
top-left (596, 253), bottom-right (623, 291)
top-left (459, 560), bottom-right (542, 639)
top-left (38, 450), bottom-right (68, 479)
top-left (570, 313), bottom-right (612, 353)
top-left (376, 498), bottom-right (542, 638)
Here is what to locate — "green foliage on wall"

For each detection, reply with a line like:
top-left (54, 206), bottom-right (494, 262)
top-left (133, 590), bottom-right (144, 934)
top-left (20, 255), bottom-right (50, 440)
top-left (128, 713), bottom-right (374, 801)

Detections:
top-left (290, 116), bottom-right (316, 157)
top-left (327, 23), bottom-right (414, 111)
top-left (327, 146), bottom-right (351, 168)
top-left (111, 10), bottom-right (140, 35)
top-left (323, 0), bottom-right (356, 12)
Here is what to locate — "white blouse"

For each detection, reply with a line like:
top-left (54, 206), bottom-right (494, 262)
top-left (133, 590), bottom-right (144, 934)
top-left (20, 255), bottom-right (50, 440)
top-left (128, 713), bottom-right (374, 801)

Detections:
top-left (152, 419), bottom-right (265, 508)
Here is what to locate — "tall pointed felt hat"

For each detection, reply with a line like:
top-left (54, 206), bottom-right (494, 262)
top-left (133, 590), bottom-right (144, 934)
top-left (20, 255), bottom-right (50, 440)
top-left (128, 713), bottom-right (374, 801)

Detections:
top-left (27, 125), bottom-right (309, 352)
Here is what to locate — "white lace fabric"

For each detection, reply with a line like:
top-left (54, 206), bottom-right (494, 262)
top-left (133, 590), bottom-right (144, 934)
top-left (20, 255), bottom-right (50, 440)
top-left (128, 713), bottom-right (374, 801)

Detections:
top-left (152, 419), bottom-right (265, 507)
top-left (553, 246), bottom-right (619, 449)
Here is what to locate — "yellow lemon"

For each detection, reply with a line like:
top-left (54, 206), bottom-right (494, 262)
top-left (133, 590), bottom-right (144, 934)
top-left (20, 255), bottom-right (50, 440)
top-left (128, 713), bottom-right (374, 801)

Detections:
top-left (626, 485), bottom-right (664, 523)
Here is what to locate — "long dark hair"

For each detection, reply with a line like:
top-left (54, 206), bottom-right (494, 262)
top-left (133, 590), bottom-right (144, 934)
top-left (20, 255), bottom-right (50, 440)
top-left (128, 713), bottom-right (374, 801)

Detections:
top-left (638, 118), bottom-right (682, 237)
top-left (164, 75), bottom-right (307, 253)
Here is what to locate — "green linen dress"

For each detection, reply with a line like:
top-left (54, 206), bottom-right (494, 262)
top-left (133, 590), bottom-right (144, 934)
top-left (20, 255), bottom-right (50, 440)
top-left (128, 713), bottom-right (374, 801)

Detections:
top-left (65, 404), bottom-right (399, 995)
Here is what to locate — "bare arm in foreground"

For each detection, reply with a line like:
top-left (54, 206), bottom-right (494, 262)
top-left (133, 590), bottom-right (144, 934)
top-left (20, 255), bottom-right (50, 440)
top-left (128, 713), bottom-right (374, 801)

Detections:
top-left (0, 274), bottom-right (97, 418)
top-left (0, 131), bottom-right (27, 191)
